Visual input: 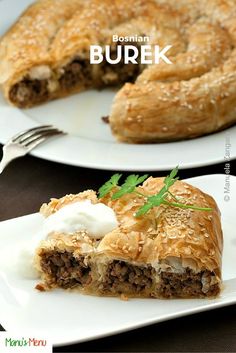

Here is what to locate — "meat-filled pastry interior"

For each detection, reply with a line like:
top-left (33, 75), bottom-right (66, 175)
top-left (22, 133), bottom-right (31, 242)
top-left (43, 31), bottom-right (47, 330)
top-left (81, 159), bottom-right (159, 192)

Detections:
top-left (0, 0), bottom-right (236, 143)
top-left (34, 168), bottom-right (223, 299)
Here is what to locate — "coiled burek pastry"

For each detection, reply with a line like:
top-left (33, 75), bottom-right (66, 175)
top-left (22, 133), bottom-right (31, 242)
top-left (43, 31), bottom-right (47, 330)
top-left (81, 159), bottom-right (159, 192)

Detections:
top-left (0, 0), bottom-right (236, 142)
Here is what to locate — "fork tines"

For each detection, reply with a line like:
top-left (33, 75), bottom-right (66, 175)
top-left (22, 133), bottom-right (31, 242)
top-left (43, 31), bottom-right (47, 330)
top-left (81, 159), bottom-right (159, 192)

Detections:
top-left (11, 125), bottom-right (65, 147)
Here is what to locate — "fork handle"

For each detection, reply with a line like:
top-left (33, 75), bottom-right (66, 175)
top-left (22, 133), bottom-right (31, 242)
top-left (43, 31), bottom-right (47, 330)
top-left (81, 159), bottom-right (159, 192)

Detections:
top-left (0, 153), bottom-right (11, 174)
top-left (0, 145), bottom-right (27, 174)
top-left (0, 146), bottom-right (13, 174)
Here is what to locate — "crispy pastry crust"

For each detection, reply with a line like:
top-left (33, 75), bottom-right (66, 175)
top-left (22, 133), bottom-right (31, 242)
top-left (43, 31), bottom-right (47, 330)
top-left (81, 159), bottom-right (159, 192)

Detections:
top-left (1, 0), bottom-right (235, 141)
top-left (110, 0), bottom-right (236, 142)
top-left (35, 178), bottom-right (223, 298)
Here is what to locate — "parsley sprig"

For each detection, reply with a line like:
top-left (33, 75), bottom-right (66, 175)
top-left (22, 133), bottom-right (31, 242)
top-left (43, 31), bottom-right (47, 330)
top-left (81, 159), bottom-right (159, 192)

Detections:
top-left (98, 167), bottom-right (212, 217)
top-left (112, 174), bottom-right (149, 200)
top-left (98, 173), bottom-right (122, 198)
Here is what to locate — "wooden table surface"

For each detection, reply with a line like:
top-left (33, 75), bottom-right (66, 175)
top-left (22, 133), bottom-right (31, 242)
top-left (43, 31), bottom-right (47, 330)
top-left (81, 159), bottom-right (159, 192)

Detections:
top-left (0, 151), bottom-right (235, 352)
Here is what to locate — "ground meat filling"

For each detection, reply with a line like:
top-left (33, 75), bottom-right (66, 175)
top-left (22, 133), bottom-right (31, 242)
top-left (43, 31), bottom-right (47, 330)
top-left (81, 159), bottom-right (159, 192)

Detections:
top-left (9, 78), bottom-right (49, 107)
top-left (100, 260), bottom-right (155, 295)
top-left (59, 58), bottom-right (92, 90)
top-left (158, 269), bottom-right (220, 298)
top-left (59, 44), bottom-right (143, 90)
top-left (101, 262), bottom-right (219, 297)
top-left (40, 250), bottom-right (91, 289)
top-left (9, 42), bottom-right (145, 106)
top-left (99, 42), bottom-right (143, 86)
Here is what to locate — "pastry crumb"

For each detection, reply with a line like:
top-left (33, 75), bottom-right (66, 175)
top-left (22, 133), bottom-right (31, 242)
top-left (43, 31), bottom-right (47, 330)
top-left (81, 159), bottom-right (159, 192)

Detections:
top-left (35, 283), bottom-right (47, 292)
top-left (101, 116), bottom-right (110, 124)
top-left (120, 293), bottom-right (129, 301)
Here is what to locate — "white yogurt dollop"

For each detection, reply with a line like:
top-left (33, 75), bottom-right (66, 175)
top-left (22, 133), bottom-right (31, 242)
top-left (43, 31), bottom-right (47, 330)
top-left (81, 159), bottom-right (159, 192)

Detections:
top-left (13, 218), bottom-right (46, 279)
top-left (14, 200), bottom-right (117, 279)
top-left (44, 200), bottom-right (118, 239)
top-left (16, 242), bottom-right (42, 279)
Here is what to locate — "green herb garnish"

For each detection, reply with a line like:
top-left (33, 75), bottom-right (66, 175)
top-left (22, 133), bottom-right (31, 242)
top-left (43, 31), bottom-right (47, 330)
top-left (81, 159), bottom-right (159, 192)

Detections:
top-left (98, 173), bottom-right (122, 198)
top-left (98, 167), bottom-right (212, 216)
top-left (112, 174), bottom-right (149, 200)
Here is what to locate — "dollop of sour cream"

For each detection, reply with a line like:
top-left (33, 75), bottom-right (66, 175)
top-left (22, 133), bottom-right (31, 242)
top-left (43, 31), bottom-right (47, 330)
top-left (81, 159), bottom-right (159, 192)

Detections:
top-left (14, 200), bottom-right (118, 279)
top-left (44, 200), bottom-right (118, 239)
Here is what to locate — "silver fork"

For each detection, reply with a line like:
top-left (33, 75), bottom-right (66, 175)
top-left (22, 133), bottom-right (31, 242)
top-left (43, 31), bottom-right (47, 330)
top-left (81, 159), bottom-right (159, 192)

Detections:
top-left (0, 125), bottom-right (65, 174)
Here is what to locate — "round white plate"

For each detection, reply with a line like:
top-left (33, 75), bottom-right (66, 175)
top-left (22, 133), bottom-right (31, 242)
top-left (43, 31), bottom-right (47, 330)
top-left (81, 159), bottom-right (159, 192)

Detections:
top-left (0, 0), bottom-right (235, 171)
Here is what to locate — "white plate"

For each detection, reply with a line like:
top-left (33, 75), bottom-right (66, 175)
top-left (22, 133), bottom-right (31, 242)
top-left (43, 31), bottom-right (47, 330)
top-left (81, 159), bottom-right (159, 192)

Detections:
top-left (0, 0), bottom-right (236, 171)
top-left (0, 174), bottom-right (236, 347)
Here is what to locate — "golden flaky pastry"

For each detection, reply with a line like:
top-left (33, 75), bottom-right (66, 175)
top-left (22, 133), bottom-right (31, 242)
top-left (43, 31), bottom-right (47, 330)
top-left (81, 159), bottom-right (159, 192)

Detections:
top-left (35, 177), bottom-right (223, 298)
top-left (0, 0), bottom-right (236, 142)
